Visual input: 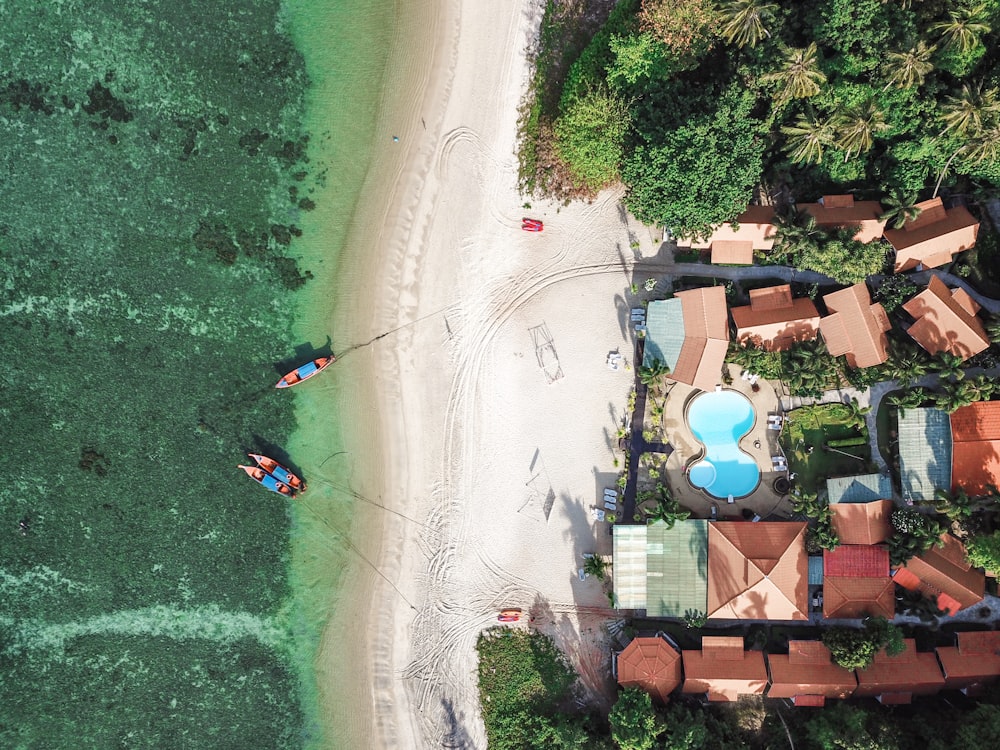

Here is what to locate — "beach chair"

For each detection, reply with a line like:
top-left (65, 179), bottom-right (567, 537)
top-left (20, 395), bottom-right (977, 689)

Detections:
top-left (578, 568), bottom-right (586, 581)
top-left (591, 508), bottom-right (606, 522)
top-left (604, 500), bottom-right (617, 511)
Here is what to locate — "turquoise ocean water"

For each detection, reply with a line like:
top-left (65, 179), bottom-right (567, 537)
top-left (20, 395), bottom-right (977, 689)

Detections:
top-left (0, 0), bottom-right (399, 746)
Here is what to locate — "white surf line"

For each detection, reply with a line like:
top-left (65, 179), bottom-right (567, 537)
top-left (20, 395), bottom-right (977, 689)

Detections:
top-left (1, 604), bottom-right (288, 657)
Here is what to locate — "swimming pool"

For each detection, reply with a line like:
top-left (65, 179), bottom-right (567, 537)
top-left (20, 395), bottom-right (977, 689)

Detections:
top-left (686, 390), bottom-right (760, 499)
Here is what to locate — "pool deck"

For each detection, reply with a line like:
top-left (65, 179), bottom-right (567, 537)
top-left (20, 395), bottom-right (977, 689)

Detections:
top-left (655, 365), bottom-right (792, 521)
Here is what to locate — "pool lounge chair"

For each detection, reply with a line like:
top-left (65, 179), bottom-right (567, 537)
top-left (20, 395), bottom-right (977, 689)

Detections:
top-left (604, 500), bottom-right (617, 511)
top-left (591, 508), bottom-right (606, 522)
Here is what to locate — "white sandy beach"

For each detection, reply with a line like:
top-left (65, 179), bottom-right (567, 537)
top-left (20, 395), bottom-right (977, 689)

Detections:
top-left (318, 0), bottom-right (662, 746)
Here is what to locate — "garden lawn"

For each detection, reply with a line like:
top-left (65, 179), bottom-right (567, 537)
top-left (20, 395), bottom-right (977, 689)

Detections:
top-left (781, 404), bottom-right (872, 495)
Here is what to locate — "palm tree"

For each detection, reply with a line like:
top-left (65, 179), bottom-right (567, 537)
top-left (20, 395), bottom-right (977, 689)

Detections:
top-left (931, 3), bottom-right (991, 55)
top-left (761, 43), bottom-right (827, 102)
top-left (963, 122), bottom-right (1000, 166)
top-left (831, 100), bottom-right (889, 160)
top-left (933, 351), bottom-right (966, 382)
top-left (938, 83), bottom-right (1000, 136)
top-left (718, 0), bottom-right (778, 49)
top-left (583, 555), bottom-right (609, 581)
top-left (987, 316), bottom-right (1000, 345)
top-left (781, 111), bottom-right (834, 165)
top-left (882, 41), bottom-right (936, 90)
top-left (879, 190), bottom-right (922, 229)
top-left (639, 358), bottom-right (670, 387)
top-left (643, 484), bottom-right (690, 528)
top-left (843, 397), bottom-right (871, 431)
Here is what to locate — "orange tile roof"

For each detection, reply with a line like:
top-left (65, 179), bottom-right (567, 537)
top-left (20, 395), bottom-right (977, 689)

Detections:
top-left (707, 522), bottom-right (809, 620)
top-left (766, 641), bottom-right (857, 700)
top-left (824, 546), bottom-right (889, 577)
top-left (951, 403), bottom-right (1000, 494)
top-left (895, 533), bottom-right (985, 613)
top-left (822, 576), bottom-right (896, 619)
top-left (799, 195), bottom-right (887, 243)
top-left (885, 198), bottom-right (979, 272)
top-left (951, 402), bottom-right (1000, 442)
top-left (939, 629), bottom-right (1000, 693)
top-left (820, 284), bottom-right (890, 368)
top-left (904, 275), bottom-right (989, 361)
top-left (830, 500), bottom-right (893, 545)
top-left (951, 287), bottom-right (981, 316)
top-left (669, 287), bottom-right (730, 392)
top-left (793, 694), bottom-right (827, 706)
top-left (711, 240), bottom-right (754, 265)
top-left (731, 285), bottom-right (820, 352)
top-left (617, 636), bottom-right (683, 704)
top-left (681, 636), bottom-right (768, 702)
top-left (687, 205), bottom-right (778, 250)
top-left (853, 639), bottom-right (946, 699)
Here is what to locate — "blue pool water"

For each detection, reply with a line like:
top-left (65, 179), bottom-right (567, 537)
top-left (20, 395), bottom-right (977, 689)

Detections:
top-left (686, 390), bottom-right (760, 498)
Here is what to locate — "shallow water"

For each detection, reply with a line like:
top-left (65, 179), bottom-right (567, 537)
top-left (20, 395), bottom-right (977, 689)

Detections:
top-left (0, 0), bottom-right (393, 746)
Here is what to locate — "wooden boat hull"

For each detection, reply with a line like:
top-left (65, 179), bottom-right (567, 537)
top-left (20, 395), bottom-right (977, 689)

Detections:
top-left (248, 453), bottom-right (306, 493)
top-left (275, 356), bottom-right (335, 389)
top-left (238, 464), bottom-right (293, 497)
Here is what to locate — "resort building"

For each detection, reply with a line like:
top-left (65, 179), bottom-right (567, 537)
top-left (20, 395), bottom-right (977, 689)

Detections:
top-left (766, 641), bottom-right (857, 705)
top-left (950, 401), bottom-right (1000, 495)
top-left (643, 287), bottom-right (729, 393)
top-left (853, 639), bottom-right (946, 703)
top-left (819, 283), bottom-right (891, 368)
top-left (896, 407), bottom-right (952, 503)
top-left (935, 631), bottom-right (1000, 695)
top-left (730, 284), bottom-right (821, 351)
top-left (884, 197), bottom-right (979, 273)
top-left (893, 533), bottom-right (985, 615)
top-left (612, 520), bottom-right (708, 617)
top-left (707, 522), bottom-right (809, 621)
top-left (829, 499), bottom-right (893, 544)
top-left (615, 634), bottom-right (683, 704)
top-left (684, 205), bottom-right (778, 265)
top-left (822, 545), bottom-right (894, 620)
top-left (681, 636), bottom-right (768, 702)
top-left (826, 473), bottom-right (894, 506)
top-left (798, 195), bottom-right (887, 243)
top-left (903, 275), bottom-right (990, 361)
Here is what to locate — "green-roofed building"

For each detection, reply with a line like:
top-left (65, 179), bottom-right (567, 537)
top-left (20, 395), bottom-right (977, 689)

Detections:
top-left (897, 407), bottom-right (952, 503)
top-left (826, 473), bottom-right (894, 504)
top-left (612, 520), bottom-right (708, 617)
top-left (643, 298), bottom-right (685, 370)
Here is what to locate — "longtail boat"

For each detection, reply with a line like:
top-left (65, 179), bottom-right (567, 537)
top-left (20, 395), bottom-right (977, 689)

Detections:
top-left (238, 465), bottom-right (294, 497)
top-left (275, 356), bottom-right (335, 388)
top-left (248, 453), bottom-right (306, 494)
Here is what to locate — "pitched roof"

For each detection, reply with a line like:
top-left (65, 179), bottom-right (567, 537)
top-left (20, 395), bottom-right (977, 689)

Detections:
top-left (895, 533), bottom-right (985, 614)
top-left (853, 639), bottom-right (946, 700)
top-left (823, 575), bottom-right (896, 619)
top-left (681, 636), bottom-right (768, 702)
top-left (711, 240), bottom-right (754, 265)
top-left (897, 408), bottom-right (953, 502)
top-left (612, 520), bottom-right (709, 616)
top-left (617, 636), bottom-right (683, 704)
top-left (766, 641), bottom-right (857, 700)
top-left (820, 284), bottom-right (891, 368)
top-left (830, 500), bottom-right (894, 545)
top-left (707, 522), bottom-right (809, 620)
top-left (731, 284), bottom-right (820, 352)
top-left (686, 205), bottom-right (778, 250)
top-left (885, 198), bottom-right (979, 273)
top-left (799, 195), bottom-right (887, 243)
top-left (823, 545), bottom-right (889, 577)
top-left (935, 631), bottom-right (1000, 692)
top-left (656, 287), bottom-right (729, 392)
top-left (951, 402), bottom-right (1000, 494)
top-left (904, 275), bottom-right (989, 361)
top-left (826, 474), bottom-right (894, 505)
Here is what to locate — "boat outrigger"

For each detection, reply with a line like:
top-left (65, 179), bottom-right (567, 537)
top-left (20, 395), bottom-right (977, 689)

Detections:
top-left (275, 355), bottom-right (335, 389)
top-left (248, 453), bottom-right (306, 493)
top-left (238, 464), bottom-right (295, 497)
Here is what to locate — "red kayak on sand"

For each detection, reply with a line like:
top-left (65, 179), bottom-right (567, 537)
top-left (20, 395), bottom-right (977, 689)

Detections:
top-left (521, 218), bottom-right (543, 232)
top-left (248, 453), bottom-right (306, 494)
top-left (238, 465), bottom-right (294, 497)
top-left (275, 356), bottom-right (335, 389)
top-left (498, 608), bottom-right (523, 622)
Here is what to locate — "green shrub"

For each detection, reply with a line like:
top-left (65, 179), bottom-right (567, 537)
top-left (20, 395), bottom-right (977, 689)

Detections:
top-left (827, 436), bottom-right (867, 448)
